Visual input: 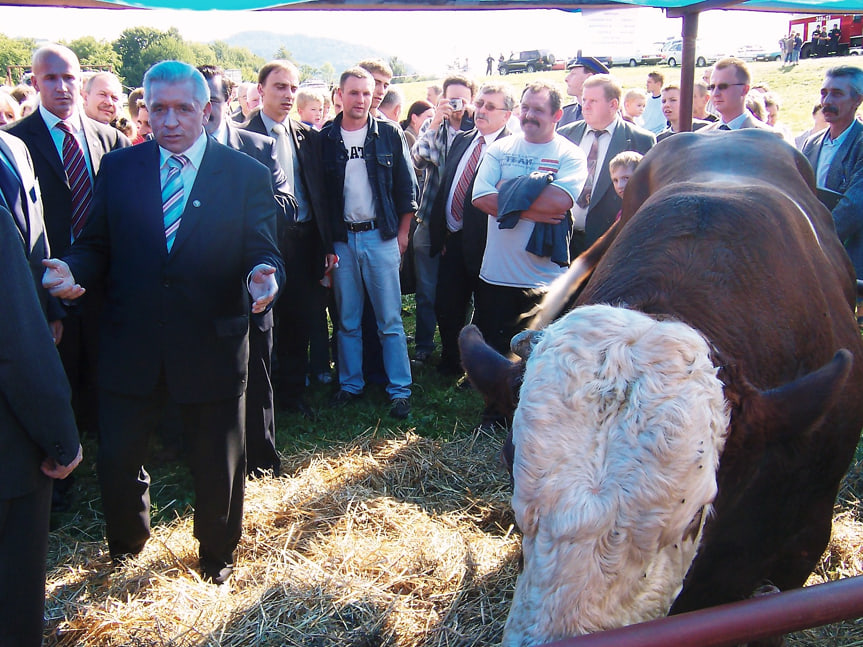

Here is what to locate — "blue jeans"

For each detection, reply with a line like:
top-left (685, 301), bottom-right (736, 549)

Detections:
top-left (333, 232), bottom-right (412, 399)
top-left (411, 219), bottom-right (439, 354)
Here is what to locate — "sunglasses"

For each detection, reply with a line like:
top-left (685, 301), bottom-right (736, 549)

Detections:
top-left (474, 100), bottom-right (504, 111)
top-left (707, 83), bottom-right (746, 92)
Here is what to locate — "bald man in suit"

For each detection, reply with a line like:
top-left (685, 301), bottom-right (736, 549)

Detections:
top-left (6, 44), bottom-right (130, 445)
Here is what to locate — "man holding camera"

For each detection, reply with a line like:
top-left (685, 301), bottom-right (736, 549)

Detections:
top-left (411, 75), bottom-right (476, 366)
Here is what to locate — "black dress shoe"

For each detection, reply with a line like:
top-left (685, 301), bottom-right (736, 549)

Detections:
top-left (200, 555), bottom-right (234, 585)
top-left (280, 397), bottom-right (314, 419)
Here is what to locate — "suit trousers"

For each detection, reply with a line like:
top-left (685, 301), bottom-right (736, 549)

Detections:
top-left (97, 385), bottom-right (245, 566)
top-left (0, 475), bottom-right (51, 647)
top-left (57, 290), bottom-right (103, 435)
top-left (411, 219), bottom-right (439, 354)
top-left (435, 230), bottom-right (477, 373)
top-left (275, 222), bottom-right (319, 401)
top-left (246, 324), bottom-right (278, 476)
top-left (473, 279), bottom-right (543, 357)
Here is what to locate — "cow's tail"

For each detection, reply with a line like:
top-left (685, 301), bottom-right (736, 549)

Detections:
top-left (528, 220), bottom-right (622, 330)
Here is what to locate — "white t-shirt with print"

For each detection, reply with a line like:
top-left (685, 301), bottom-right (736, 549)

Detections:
top-left (473, 133), bottom-right (587, 289)
top-left (341, 125), bottom-right (376, 223)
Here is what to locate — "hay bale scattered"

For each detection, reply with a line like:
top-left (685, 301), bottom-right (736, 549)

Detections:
top-left (43, 428), bottom-right (863, 646)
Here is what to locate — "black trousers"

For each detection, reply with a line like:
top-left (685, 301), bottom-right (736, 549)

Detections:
top-left (473, 279), bottom-right (543, 357)
top-left (275, 222), bottom-right (320, 401)
top-left (57, 291), bottom-right (102, 435)
top-left (246, 323), bottom-right (278, 475)
top-left (97, 385), bottom-right (245, 567)
top-left (0, 475), bottom-right (52, 647)
top-left (435, 230), bottom-right (478, 372)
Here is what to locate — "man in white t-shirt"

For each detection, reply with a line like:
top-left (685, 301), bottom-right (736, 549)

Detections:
top-left (471, 79), bottom-right (587, 357)
top-left (320, 67), bottom-right (418, 420)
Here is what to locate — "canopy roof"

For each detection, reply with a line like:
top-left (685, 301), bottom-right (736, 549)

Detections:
top-left (4, 0), bottom-right (863, 13)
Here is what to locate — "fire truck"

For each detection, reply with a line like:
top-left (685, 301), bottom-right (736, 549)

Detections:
top-left (789, 14), bottom-right (863, 58)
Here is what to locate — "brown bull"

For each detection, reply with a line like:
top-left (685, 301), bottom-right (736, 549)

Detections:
top-left (461, 130), bottom-right (863, 646)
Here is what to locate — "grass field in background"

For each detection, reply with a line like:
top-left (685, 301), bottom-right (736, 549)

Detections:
top-left (394, 55), bottom-right (858, 136)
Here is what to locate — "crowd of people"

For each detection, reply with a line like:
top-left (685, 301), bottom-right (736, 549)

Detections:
top-left (2, 41), bottom-right (862, 646)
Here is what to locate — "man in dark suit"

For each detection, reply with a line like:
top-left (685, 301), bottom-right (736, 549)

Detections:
top-left (0, 145), bottom-right (82, 644)
top-left (43, 61), bottom-right (284, 585)
top-left (244, 59), bottom-right (335, 416)
top-left (803, 65), bottom-right (863, 284)
top-left (427, 82), bottom-right (514, 376)
top-left (559, 74), bottom-right (655, 256)
top-left (199, 64), bottom-right (297, 477)
top-left (6, 44), bottom-right (130, 443)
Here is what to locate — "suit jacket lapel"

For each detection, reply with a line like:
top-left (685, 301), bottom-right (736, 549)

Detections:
top-left (0, 137), bottom-right (29, 241)
top-left (804, 131), bottom-right (823, 172)
top-left (169, 138), bottom-right (222, 256)
top-left (827, 120), bottom-right (863, 190)
top-left (82, 117), bottom-right (105, 177)
top-left (30, 113), bottom-right (67, 185)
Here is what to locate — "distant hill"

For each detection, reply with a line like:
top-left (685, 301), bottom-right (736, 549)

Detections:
top-left (224, 31), bottom-right (410, 76)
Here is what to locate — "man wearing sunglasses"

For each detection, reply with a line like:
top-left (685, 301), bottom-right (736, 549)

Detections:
top-left (701, 58), bottom-right (775, 132)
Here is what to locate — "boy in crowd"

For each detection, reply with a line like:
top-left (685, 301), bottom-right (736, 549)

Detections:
top-left (609, 150), bottom-right (644, 222)
top-left (622, 88), bottom-right (647, 125)
top-left (296, 88), bottom-right (325, 130)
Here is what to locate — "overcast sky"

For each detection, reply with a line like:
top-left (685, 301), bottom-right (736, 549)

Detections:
top-left (0, 6), bottom-right (792, 74)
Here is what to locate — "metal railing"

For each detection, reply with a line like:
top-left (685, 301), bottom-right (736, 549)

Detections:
top-left (539, 576), bottom-right (863, 647)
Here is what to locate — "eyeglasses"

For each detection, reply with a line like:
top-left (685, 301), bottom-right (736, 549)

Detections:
top-left (474, 100), bottom-right (504, 111)
top-left (707, 83), bottom-right (745, 93)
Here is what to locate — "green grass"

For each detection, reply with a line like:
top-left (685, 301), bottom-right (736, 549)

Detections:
top-left (395, 55), bottom-right (858, 136)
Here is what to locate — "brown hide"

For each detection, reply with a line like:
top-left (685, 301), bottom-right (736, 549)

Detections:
top-left (575, 131), bottom-right (863, 613)
top-left (461, 129), bottom-right (863, 618)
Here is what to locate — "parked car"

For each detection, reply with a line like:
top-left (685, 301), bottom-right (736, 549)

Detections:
top-left (661, 39), bottom-right (727, 67)
top-left (498, 49), bottom-right (556, 75)
top-left (603, 46), bottom-right (664, 67)
top-left (736, 44), bottom-right (782, 62)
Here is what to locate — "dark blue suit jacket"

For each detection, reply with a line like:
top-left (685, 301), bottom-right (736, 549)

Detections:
top-left (63, 137), bottom-right (284, 404)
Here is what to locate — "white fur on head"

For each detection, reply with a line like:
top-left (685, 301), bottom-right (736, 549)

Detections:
top-left (502, 305), bottom-right (729, 647)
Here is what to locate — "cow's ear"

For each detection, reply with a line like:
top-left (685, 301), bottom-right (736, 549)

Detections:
top-left (459, 325), bottom-right (523, 417)
top-left (751, 349), bottom-right (852, 444)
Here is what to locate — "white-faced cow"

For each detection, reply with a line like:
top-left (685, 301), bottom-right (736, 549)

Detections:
top-left (461, 130), bottom-right (863, 647)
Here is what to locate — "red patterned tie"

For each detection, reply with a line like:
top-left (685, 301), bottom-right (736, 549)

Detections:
top-left (56, 121), bottom-right (93, 240)
top-left (451, 135), bottom-right (485, 222)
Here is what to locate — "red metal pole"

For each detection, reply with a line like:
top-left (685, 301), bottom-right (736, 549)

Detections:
top-left (539, 576), bottom-right (863, 647)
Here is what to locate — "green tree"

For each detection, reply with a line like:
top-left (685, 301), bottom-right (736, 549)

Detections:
top-left (273, 45), bottom-right (293, 62)
top-left (0, 33), bottom-right (36, 84)
top-left (113, 26), bottom-right (190, 87)
top-left (62, 36), bottom-right (121, 72)
top-left (210, 40), bottom-right (264, 82)
top-left (388, 55), bottom-right (407, 82)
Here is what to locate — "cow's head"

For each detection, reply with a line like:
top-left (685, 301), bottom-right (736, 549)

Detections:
top-left (466, 306), bottom-right (729, 647)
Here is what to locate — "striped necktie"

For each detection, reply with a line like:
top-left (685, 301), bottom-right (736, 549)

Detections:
top-left (162, 154), bottom-right (189, 253)
top-left (451, 135), bottom-right (485, 222)
top-left (56, 121), bottom-right (93, 240)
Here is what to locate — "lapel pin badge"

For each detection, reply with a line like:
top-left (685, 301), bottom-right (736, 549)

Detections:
top-left (192, 200), bottom-right (201, 207)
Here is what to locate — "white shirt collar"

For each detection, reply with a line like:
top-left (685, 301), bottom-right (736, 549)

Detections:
top-left (40, 103), bottom-right (83, 133)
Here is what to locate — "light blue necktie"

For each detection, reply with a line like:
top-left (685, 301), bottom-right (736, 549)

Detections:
top-left (162, 154), bottom-right (189, 252)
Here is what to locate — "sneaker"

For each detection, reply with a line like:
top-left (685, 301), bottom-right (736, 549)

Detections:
top-left (389, 397), bottom-right (411, 419)
top-left (413, 349), bottom-right (433, 363)
top-left (330, 389), bottom-right (363, 407)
